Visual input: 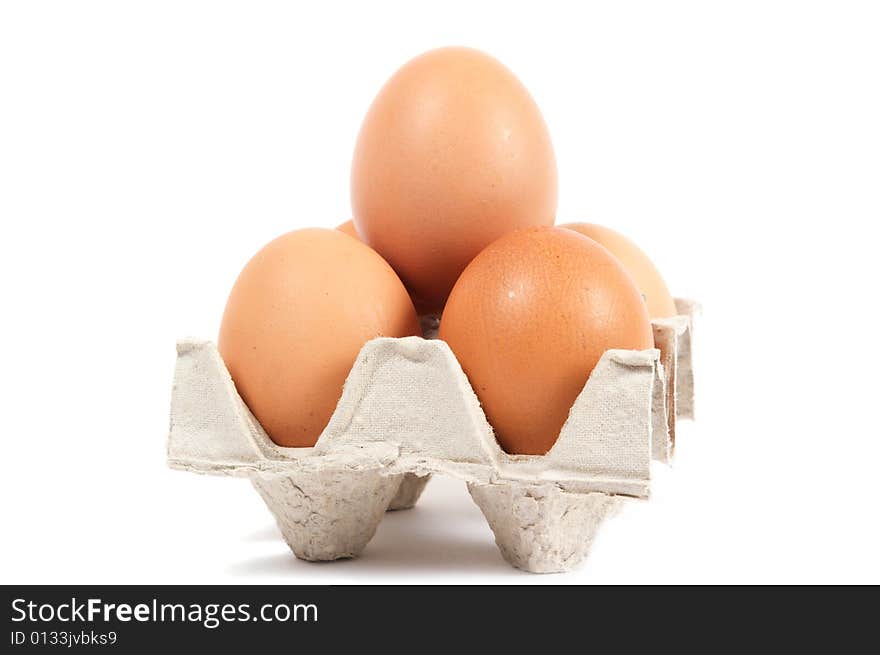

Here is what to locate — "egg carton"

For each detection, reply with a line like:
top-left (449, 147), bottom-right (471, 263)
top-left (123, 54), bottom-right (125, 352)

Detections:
top-left (389, 298), bottom-right (696, 511)
top-left (166, 299), bottom-right (697, 573)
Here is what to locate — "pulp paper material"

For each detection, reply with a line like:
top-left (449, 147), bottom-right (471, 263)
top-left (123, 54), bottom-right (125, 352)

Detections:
top-left (387, 473), bottom-right (430, 511)
top-left (650, 358), bottom-right (672, 463)
top-left (168, 339), bottom-right (658, 573)
top-left (169, 338), bottom-right (660, 496)
top-left (652, 315), bottom-right (688, 451)
top-left (468, 482), bottom-right (621, 573)
top-left (252, 471), bottom-right (402, 561)
top-left (165, 298), bottom-right (698, 573)
top-left (673, 298), bottom-right (699, 419)
top-left (650, 298), bottom-right (699, 455)
top-left (394, 301), bottom-right (693, 483)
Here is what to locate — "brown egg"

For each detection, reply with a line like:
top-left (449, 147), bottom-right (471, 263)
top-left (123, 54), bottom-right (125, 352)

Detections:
top-left (439, 226), bottom-right (653, 455)
top-left (218, 228), bottom-right (420, 447)
top-left (560, 222), bottom-right (678, 319)
top-left (336, 219), bottom-right (360, 240)
top-left (351, 47), bottom-right (557, 314)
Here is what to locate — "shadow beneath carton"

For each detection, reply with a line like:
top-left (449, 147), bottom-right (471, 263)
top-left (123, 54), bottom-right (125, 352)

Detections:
top-left (227, 478), bottom-right (527, 579)
top-left (241, 525), bottom-right (285, 543)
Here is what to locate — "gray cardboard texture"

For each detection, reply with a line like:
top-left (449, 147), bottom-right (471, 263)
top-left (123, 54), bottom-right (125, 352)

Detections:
top-left (166, 300), bottom-right (697, 572)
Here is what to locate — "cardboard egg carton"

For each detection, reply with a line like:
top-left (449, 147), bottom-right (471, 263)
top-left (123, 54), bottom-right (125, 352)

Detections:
top-left (166, 299), bottom-right (697, 573)
top-left (394, 298), bottom-right (697, 511)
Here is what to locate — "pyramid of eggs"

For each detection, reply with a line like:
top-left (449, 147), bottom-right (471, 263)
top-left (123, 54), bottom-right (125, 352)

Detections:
top-left (168, 47), bottom-right (696, 573)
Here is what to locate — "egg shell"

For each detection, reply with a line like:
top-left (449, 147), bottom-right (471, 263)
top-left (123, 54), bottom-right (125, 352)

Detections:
top-left (351, 47), bottom-right (558, 313)
top-left (560, 222), bottom-right (678, 319)
top-left (218, 228), bottom-right (420, 447)
top-left (439, 226), bottom-right (654, 455)
top-left (336, 219), bottom-right (360, 240)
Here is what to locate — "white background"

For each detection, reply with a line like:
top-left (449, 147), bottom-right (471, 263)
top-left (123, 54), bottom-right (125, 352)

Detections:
top-left (1, 1), bottom-right (878, 584)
